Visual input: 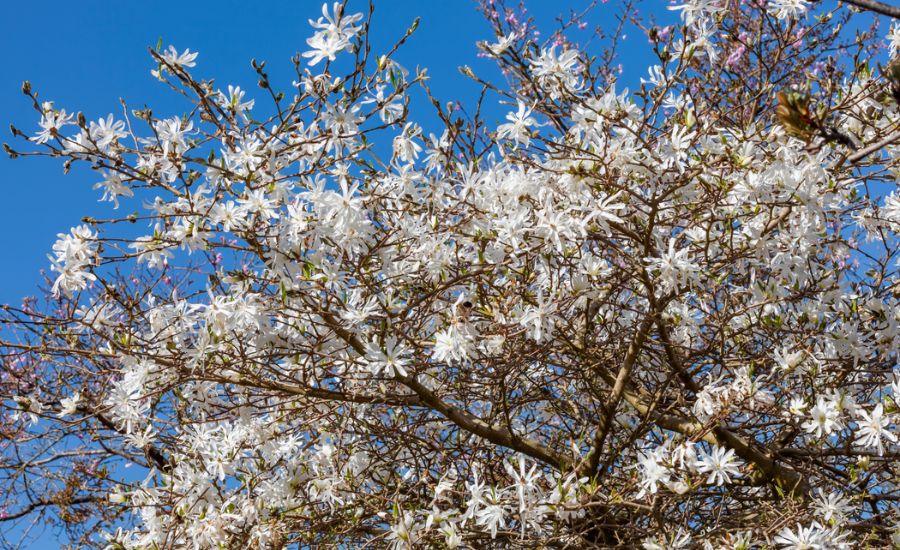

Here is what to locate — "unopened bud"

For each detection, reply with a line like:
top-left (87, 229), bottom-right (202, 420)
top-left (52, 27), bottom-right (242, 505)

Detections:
top-left (775, 91), bottom-right (815, 141)
top-left (3, 143), bottom-right (19, 159)
top-left (883, 60), bottom-right (900, 104)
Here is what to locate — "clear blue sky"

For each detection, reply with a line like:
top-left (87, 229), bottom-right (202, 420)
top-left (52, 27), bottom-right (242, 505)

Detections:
top-left (0, 1), bottom-right (666, 310)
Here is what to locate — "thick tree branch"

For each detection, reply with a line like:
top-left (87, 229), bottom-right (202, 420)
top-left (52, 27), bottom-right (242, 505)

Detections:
top-left (398, 374), bottom-right (569, 469)
top-left (842, 129), bottom-right (900, 165)
top-left (321, 311), bottom-right (569, 469)
top-left (593, 364), bottom-right (810, 499)
top-left (0, 496), bottom-right (100, 522)
top-left (582, 312), bottom-right (656, 477)
top-left (836, 0), bottom-right (900, 19)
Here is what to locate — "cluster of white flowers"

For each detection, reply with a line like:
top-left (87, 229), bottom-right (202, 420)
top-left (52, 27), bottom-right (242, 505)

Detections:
top-left (7, 0), bottom-right (900, 547)
top-left (302, 2), bottom-right (363, 66)
top-left (385, 457), bottom-right (586, 548)
top-left (635, 441), bottom-right (743, 498)
top-left (48, 224), bottom-right (98, 296)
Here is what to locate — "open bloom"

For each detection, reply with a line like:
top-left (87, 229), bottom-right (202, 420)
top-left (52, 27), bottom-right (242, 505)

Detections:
top-left (497, 101), bottom-right (538, 147)
top-left (49, 225), bottom-right (98, 297)
top-left (802, 397), bottom-right (843, 438)
top-left (365, 336), bottom-right (410, 378)
top-left (854, 404), bottom-right (896, 455)
top-left (696, 446), bottom-right (742, 486)
top-left (302, 2), bottom-right (363, 66)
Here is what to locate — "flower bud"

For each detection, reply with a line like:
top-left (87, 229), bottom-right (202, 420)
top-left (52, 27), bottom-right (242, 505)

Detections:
top-left (883, 59), bottom-right (900, 104)
top-left (775, 91), bottom-right (815, 141)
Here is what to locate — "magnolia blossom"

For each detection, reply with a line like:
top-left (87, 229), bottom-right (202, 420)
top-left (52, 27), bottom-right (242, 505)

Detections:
top-left (803, 397), bottom-right (844, 438)
top-left (695, 446), bottom-right (742, 486)
top-left (217, 85), bottom-right (255, 121)
top-left (32, 103), bottom-right (73, 144)
top-left (854, 404), bottom-right (897, 455)
top-left (392, 123), bottom-right (422, 163)
top-left (645, 238), bottom-right (699, 293)
top-left (365, 336), bottom-right (411, 378)
top-left (768, 0), bottom-right (811, 20)
top-left (531, 46), bottom-right (581, 98)
top-left (773, 521), bottom-right (847, 550)
top-left (889, 23), bottom-right (900, 58)
top-left (497, 101), bottom-right (538, 147)
top-left (48, 224), bottom-right (98, 297)
top-left (302, 2), bottom-right (363, 66)
top-left (161, 45), bottom-right (198, 68)
top-left (57, 392), bottom-right (81, 418)
top-left (432, 325), bottom-right (473, 364)
top-left (386, 511), bottom-right (422, 549)
top-left (668, 0), bottom-right (725, 28)
top-left (812, 490), bottom-right (852, 524)
top-left (484, 32), bottom-right (517, 56)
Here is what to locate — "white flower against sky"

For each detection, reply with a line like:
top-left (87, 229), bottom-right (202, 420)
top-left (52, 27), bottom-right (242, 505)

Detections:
top-left (93, 171), bottom-right (134, 208)
top-left (88, 115), bottom-right (127, 151)
top-left (161, 45), bottom-right (198, 68)
top-left (217, 85), bottom-right (255, 120)
top-left (362, 85), bottom-right (405, 123)
top-left (668, 0), bottom-right (725, 28)
top-left (497, 101), bottom-right (538, 147)
top-left (484, 32), bottom-right (517, 56)
top-left (57, 392), bottom-right (82, 418)
top-left (531, 46), bottom-right (581, 99)
top-left (14, 1), bottom-right (900, 547)
top-left (768, 0), bottom-right (811, 20)
top-left (302, 2), bottom-right (363, 66)
top-left (393, 122), bottom-right (422, 164)
top-left (32, 103), bottom-right (73, 144)
top-left (889, 23), bottom-right (900, 58)
top-left (49, 224), bottom-right (98, 297)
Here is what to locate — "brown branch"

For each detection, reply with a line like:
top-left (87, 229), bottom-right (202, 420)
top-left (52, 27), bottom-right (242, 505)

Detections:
top-left (86, 408), bottom-right (173, 473)
top-left (582, 312), bottom-right (656, 477)
top-left (841, 129), bottom-right (900, 166)
top-left (836, 0), bottom-right (900, 19)
top-left (614, 381), bottom-right (810, 499)
top-left (398, 374), bottom-right (569, 469)
top-left (319, 311), bottom-right (569, 469)
top-left (212, 372), bottom-right (423, 408)
top-left (0, 496), bottom-right (100, 522)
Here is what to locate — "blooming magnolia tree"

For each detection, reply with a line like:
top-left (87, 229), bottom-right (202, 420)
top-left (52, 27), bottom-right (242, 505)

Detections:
top-left (4, 0), bottom-right (900, 547)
